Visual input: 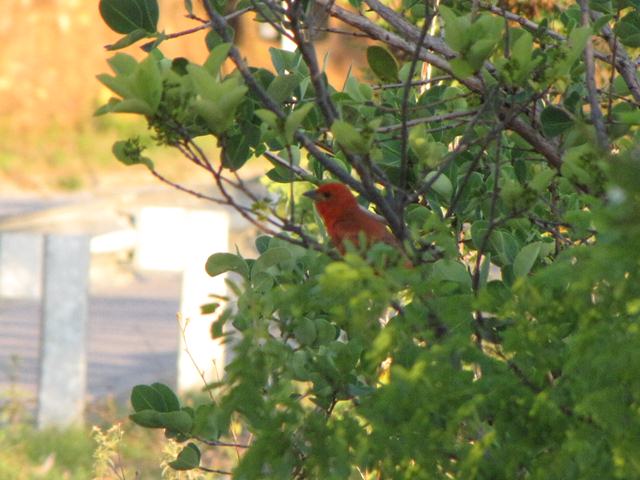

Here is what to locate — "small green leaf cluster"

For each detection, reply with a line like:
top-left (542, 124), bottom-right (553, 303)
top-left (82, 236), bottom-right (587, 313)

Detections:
top-left (440, 5), bottom-right (504, 77)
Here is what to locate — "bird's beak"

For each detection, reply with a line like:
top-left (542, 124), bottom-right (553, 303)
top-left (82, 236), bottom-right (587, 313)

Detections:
top-left (303, 189), bottom-right (321, 201)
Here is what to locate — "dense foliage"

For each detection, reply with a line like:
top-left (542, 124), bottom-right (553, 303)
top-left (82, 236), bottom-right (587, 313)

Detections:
top-left (97, 0), bottom-right (640, 477)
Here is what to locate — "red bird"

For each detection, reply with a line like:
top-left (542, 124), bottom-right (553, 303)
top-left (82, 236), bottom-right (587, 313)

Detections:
top-left (303, 182), bottom-right (400, 254)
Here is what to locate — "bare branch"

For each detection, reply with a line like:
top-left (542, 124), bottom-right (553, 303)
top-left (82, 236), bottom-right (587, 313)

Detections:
top-left (363, 0), bottom-right (455, 58)
top-left (288, 0), bottom-right (339, 124)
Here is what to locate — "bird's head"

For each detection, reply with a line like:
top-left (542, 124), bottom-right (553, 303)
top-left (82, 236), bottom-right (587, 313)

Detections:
top-left (303, 182), bottom-right (359, 221)
top-left (304, 182), bottom-right (358, 207)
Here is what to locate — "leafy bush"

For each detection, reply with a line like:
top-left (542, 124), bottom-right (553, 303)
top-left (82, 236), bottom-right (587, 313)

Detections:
top-left (97, 0), bottom-right (640, 477)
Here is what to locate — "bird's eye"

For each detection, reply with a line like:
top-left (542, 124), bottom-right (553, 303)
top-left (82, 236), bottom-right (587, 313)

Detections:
top-left (322, 192), bottom-right (331, 199)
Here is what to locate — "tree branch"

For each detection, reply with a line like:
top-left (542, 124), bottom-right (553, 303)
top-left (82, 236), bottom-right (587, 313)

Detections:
top-left (591, 10), bottom-right (640, 105)
top-left (320, 0), bottom-right (562, 169)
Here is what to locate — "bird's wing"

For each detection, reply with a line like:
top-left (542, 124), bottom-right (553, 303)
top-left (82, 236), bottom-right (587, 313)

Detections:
top-left (331, 209), bottom-right (398, 246)
top-left (358, 205), bottom-right (387, 223)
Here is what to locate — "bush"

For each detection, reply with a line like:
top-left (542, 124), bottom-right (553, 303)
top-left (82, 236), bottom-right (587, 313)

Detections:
top-left (97, 0), bottom-right (640, 478)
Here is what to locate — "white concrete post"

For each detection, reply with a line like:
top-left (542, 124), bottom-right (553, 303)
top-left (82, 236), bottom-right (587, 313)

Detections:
top-left (0, 232), bottom-right (44, 299)
top-left (135, 207), bottom-right (189, 272)
top-left (37, 234), bottom-right (90, 428)
top-left (178, 210), bottom-right (229, 392)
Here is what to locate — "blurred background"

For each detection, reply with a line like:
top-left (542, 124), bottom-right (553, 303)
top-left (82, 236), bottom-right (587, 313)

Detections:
top-left (0, 0), bottom-right (363, 191)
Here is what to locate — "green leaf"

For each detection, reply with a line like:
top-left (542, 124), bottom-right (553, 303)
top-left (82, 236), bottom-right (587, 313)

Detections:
top-left (97, 73), bottom-right (134, 100)
top-left (252, 247), bottom-right (293, 278)
top-left (616, 109), bottom-right (640, 125)
top-left (99, 0), bottom-right (159, 34)
top-left (294, 318), bottom-right (317, 346)
top-left (106, 29), bottom-right (152, 51)
top-left (592, 13), bottom-right (614, 33)
top-left (366, 46), bottom-right (399, 82)
top-left (431, 259), bottom-right (471, 288)
top-left (424, 171), bottom-right (453, 199)
top-left (107, 53), bottom-right (138, 75)
top-left (439, 5), bottom-right (470, 52)
top-left (315, 318), bottom-right (337, 345)
top-left (471, 220), bottom-right (491, 249)
top-left (222, 133), bottom-right (252, 170)
top-left (156, 410), bottom-right (193, 434)
top-left (184, 0), bottom-right (194, 16)
top-left (133, 56), bottom-right (162, 114)
top-left (540, 106), bottom-right (574, 137)
top-left (530, 169), bottom-right (556, 192)
top-left (255, 236), bottom-right (272, 254)
top-left (449, 58), bottom-right (475, 78)
top-left (205, 26), bottom-right (235, 50)
top-left (203, 43), bottom-right (232, 75)
top-left (129, 410), bottom-right (163, 428)
top-left (409, 125), bottom-right (448, 168)
top-left (150, 383), bottom-right (181, 411)
top-left (191, 77), bottom-right (248, 134)
top-left (267, 74), bottom-right (302, 104)
top-left (205, 253), bottom-right (250, 279)
top-left (112, 139), bottom-right (154, 168)
top-left (131, 384), bottom-right (167, 412)
top-left (169, 443), bottom-right (201, 471)
top-left (331, 120), bottom-right (370, 155)
top-left (266, 167), bottom-right (295, 183)
top-left (191, 404), bottom-right (218, 439)
top-left (511, 30), bottom-right (533, 64)
top-left (285, 103), bottom-right (314, 143)
top-left (491, 231), bottom-right (520, 266)
top-left (110, 98), bottom-right (155, 116)
top-left (467, 37), bottom-right (497, 70)
top-left (563, 26), bottom-right (592, 70)
top-left (269, 48), bottom-right (301, 75)
top-left (200, 302), bottom-right (220, 315)
top-left (255, 109), bottom-right (279, 130)
top-left (513, 242), bottom-right (541, 277)
top-left (615, 11), bottom-right (640, 47)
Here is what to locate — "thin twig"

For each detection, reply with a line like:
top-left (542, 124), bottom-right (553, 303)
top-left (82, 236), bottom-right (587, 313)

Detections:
top-left (500, 0), bottom-right (510, 59)
top-left (199, 466), bottom-right (233, 475)
top-left (249, 0), bottom-right (295, 41)
top-left (305, 26), bottom-right (370, 37)
top-left (376, 109), bottom-right (479, 134)
top-left (197, 437), bottom-right (250, 449)
top-left (166, 8), bottom-right (253, 40)
top-left (472, 135), bottom-right (502, 294)
top-left (579, 0), bottom-right (608, 150)
top-left (371, 76), bottom-right (449, 90)
top-left (399, 2), bottom-right (434, 195)
top-left (606, 7), bottom-right (621, 122)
